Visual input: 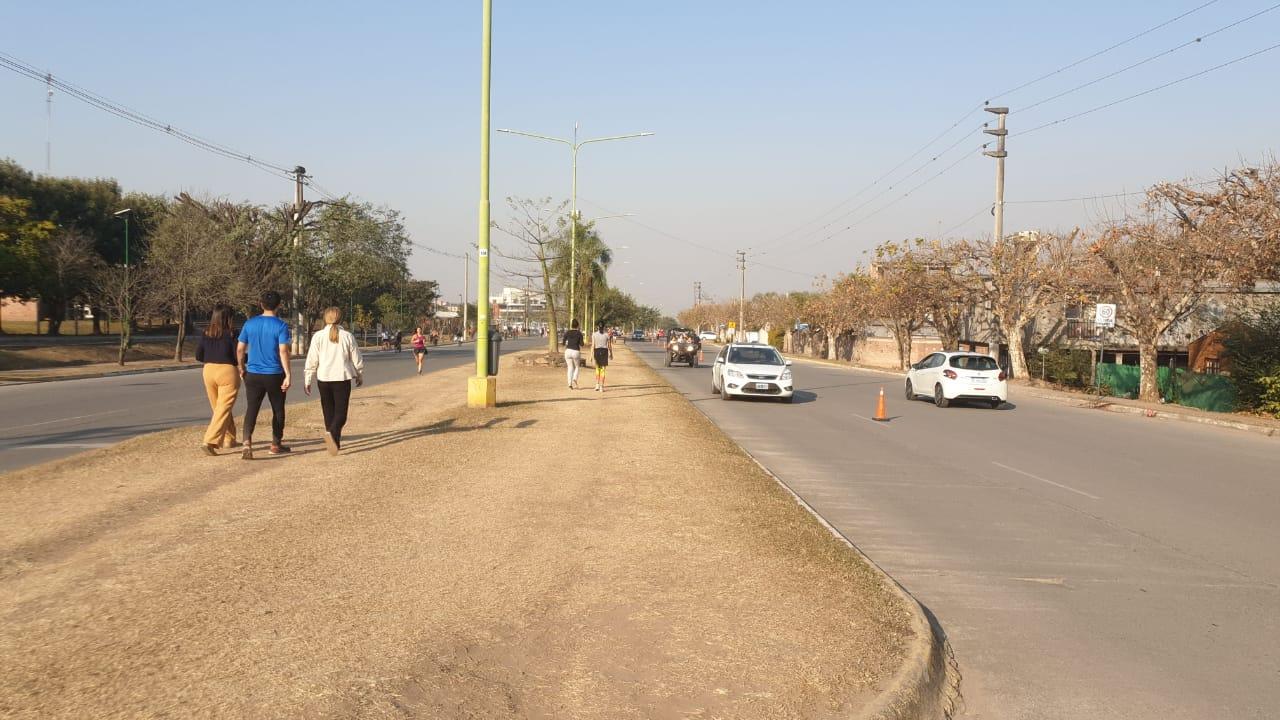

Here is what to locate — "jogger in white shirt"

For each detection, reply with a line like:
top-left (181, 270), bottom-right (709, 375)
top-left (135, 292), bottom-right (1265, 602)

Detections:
top-left (304, 307), bottom-right (364, 455)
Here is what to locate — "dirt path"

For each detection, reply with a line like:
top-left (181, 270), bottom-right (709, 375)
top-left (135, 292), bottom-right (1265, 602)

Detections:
top-left (0, 347), bottom-right (911, 719)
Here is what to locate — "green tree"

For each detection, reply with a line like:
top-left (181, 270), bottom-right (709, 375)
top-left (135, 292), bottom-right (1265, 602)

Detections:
top-left (1222, 302), bottom-right (1280, 416)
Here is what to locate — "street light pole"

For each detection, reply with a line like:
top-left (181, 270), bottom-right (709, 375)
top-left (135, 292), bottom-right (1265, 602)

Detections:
top-left (496, 125), bottom-right (653, 326)
top-left (112, 208), bottom-right (134, 364)
top-left (468, 0), bottom-right (496, 407)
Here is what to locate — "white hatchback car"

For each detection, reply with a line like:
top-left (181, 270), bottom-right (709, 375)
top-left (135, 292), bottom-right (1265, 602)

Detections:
top-left (905, 351), bottom-right (1008, 408)
top-left (712, 343), bottom-right (794, 402)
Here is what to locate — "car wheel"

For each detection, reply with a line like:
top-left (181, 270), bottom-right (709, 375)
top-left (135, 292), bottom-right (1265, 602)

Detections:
top-left (904, 379), bottom-right (914, 400)
top-left (934, 384), bottom-right (950, 408)
top-left (690, 360), bottom-right (698, 369)
top-left (712, 377), bottom-right (720, 394)
top-left (989, 399), bottom-right (1002, 409)
top-left (721, 387), bottom-right (732, 401)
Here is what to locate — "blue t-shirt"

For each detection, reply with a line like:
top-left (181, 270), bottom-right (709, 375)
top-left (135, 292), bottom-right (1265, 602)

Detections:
top-left (238, 314), bottom-right (291, 374)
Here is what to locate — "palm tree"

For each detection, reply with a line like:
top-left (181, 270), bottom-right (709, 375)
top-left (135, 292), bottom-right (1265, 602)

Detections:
top-left (550, 217), bottom-right (611, 331)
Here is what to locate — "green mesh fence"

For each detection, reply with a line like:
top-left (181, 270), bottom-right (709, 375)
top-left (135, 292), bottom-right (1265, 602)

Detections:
top-left (1095, 364), bottom-right (1236, 412)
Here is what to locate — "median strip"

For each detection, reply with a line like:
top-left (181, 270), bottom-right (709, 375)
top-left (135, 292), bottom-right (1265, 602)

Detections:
top-left (1, 344), bottom-right (920, 718)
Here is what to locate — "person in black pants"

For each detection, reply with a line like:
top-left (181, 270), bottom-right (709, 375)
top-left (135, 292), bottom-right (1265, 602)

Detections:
top-left (236, 291), bottom-right (293, 459)
top-left (304, 307), bottom-right (365, 455)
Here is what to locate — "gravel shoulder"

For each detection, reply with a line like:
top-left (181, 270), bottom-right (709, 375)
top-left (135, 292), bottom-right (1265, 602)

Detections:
top-left (0, 346), bottom-right (912, 719)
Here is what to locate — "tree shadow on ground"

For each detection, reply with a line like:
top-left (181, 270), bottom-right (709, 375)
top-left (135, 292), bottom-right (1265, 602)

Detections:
top-left (339, 416), bottom-right (515, 455)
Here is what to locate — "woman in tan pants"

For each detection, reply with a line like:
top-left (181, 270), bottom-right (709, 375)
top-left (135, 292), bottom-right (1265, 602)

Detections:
top-left (196, 304), bottom-right (241, 455)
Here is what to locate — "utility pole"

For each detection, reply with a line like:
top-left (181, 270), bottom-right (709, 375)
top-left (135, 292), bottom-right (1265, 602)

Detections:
top-left (737, 250), bottom-right (747, 342)
top-left (983, 107), bottom-right (1009, 243)
top-left (693, 281), bottom-right (702, 306)
top-left (463, 252), bottom-right (469, 339)
top-left (45, 73), bottom-right (52, 173)
top-left (291, 166), bottom-right (307, 355)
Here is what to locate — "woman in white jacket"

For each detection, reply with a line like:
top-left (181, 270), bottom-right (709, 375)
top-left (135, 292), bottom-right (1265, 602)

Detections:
top-left (304, 307), bottom-right (364, 455)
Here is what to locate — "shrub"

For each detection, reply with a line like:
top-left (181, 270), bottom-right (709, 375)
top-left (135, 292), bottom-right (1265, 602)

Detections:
top-left (1223, 302), bottom-right (1280, 415)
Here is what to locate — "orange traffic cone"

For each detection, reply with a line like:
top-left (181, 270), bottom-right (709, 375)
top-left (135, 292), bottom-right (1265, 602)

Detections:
top-left (873, 386), bottom-right (888, 421)
top-left (698, 349), bottom-right (705, 364)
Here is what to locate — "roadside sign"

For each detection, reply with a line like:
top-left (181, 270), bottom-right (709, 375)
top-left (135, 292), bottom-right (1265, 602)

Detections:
top-left (728, 322), bottom-right (736, 330)
top-left (1095, 303), bottom-right (1116, 328)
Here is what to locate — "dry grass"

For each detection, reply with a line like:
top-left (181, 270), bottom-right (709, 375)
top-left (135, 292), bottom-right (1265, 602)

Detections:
top-left (0, 338), bottom-right (197, 372)
top-left (0, 347), bottom-right (911, 718)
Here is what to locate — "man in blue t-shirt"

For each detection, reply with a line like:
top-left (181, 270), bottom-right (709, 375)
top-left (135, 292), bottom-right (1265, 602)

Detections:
top-left (236, 290), bottom-right (293, 459)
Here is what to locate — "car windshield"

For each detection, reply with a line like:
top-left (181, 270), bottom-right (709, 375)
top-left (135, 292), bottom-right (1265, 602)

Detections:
top-left (949, 355), bottom-right (999, 370)
top-left (729, 346), bottom-right (783, 365)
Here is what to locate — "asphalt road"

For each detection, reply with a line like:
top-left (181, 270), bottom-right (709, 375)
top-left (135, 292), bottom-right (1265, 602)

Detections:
top-left (0, 336), bottom-right (541, 473)
top-left (636, 342), bottom-right (1279, 720)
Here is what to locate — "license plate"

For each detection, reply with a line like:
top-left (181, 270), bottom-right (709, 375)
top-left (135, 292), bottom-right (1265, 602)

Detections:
top-left (754, 383), bottom-right (769, 390)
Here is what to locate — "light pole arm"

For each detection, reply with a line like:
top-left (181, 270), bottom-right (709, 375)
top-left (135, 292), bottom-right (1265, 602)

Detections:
top-left (495, 128), bottom-right (572, 146)
top-left (579, 132), bottom-right (655, 146)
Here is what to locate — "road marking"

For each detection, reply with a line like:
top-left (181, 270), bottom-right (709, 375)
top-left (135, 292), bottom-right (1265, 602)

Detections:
top-left (13, 443), bottom-right (113, 449)
top-left (992, 461), bottom-right (1101, 500)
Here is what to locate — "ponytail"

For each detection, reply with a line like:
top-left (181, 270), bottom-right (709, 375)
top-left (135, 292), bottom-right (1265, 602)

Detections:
top-left (323, 307), bottom-right (342, 343)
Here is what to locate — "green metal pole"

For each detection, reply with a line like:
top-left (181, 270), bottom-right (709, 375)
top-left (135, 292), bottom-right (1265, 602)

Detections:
top-left (122, 215), bottom-right (130, 343)
top-left (569, 133), bottom-right (578, 324)
top-left (475, 0), bottom-right (492, 378)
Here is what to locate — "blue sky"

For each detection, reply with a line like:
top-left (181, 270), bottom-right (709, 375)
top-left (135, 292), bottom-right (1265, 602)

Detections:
top-left (3, 1), bottom-right (1277, 313)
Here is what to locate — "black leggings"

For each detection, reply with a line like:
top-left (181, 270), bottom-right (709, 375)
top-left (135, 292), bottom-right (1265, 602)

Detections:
top-left (317, 379), bottom-right (352, 444)
top-left (243, 372), bottom-right (287, 444)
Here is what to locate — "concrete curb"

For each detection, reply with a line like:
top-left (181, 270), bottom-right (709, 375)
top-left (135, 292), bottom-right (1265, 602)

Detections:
top-left (1020, 389), bottom-right (1280, 438)
top-left (0, 362), bottom-right (202, 386)
top-left (738, 444), bottom-right (961, 720)
top-left (643, 347), bottom-right (961, 719)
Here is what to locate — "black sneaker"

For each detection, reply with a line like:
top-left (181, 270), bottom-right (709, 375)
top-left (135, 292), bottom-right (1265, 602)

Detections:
top-left (268, 444), bottom-right (292, 455)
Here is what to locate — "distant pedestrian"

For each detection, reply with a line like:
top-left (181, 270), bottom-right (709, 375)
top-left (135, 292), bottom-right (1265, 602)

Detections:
top-left (393, 330), bottom-right (403, 353)
top-left (592, 321), bottom-right (613, 392)
top-left (237, 290), bottom-right (293, 459)
top-left (411, 326), bottom-right (428, 374)
top-left (196, 303), bottom-right (240, 455)
top-left (563, 319), bottom-right (584, 390)
top-left (304, 307), bottom-right (364, 456)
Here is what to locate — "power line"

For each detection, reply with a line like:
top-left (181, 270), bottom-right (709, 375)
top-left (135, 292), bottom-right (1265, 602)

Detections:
top-left (789, 145), bottom-right (984, 253)
top-left (1014, 2), bottom-right (1280, 116)
top-left (0, 51), bottom-right (297, 182)
top-left (988, 0), bottom-right (1222, 101)
top-left (754, 1), bottom-right (1224, 251)
top-left (1013, 41), bottom-right (1280, 139)
top-left (1005, 178), bottom-right (1220, 204)
top-left (578, 198), bottom-right (736, 259)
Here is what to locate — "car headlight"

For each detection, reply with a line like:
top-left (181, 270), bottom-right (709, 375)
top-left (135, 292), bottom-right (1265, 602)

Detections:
top-left (780, 369), bottom-right (792, 381)
top-left (727, 369), bottom-right (744, 378)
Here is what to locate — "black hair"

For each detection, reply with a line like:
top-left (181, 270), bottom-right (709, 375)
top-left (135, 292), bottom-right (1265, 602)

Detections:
top-left (571, 319), bottom-right (580, 329)
top-left (597, 322), bottom-right (607, 333)
top-left (260, 290), bottom-right (282, 311)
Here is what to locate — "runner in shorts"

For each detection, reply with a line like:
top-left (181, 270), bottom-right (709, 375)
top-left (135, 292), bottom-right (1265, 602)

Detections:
top-left (591, 322), bottom-right (613, 392)
top-left (411, 327), bottom-right (428, 374)
top-left (563, 319), bottom-right (584, 389)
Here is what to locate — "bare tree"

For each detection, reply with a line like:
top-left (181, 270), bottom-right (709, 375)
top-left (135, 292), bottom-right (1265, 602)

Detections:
top-left (493, 197), bottom-right (569, 353)
top-left (88, 261), bottom-right (151, 365)
top-left (1089, 165), bottom-right (1280, 401)
top-left (35, 230), bottom-right (99, 335)
top-left (958, 230), bottom-right (1082, 380)
top-left (148, 199), bottom-right (241, 360)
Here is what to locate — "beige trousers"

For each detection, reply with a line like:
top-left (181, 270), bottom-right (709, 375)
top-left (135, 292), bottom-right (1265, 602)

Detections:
top-left (202, 363), bottom-right (241, 447)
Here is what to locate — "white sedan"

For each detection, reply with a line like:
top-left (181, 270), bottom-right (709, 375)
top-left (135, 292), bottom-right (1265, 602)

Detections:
top-left (712, 343), bottom-right (794, 402)
top-left (905, 351), bottom-right (1007, 408)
